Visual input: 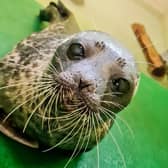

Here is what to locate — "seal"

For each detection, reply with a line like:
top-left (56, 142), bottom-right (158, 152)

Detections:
top-left (0, 1), bottom-right (139, 153)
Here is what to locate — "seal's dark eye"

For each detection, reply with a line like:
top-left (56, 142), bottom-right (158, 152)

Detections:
top-left (111, 78), bottom-right (130, 94)
top-left (67, 43), bottom-right (85, 60)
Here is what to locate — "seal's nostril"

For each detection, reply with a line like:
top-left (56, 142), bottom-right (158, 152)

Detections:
top-left (79, 79), bottom-right (93, 91)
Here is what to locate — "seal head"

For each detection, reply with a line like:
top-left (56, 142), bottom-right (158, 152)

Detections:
top-left (37, 30), bottom-right (139, 151)
top-left (0, 30), bottom-right (139, 151)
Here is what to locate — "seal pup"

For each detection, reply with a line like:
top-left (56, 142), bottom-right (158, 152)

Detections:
top-left (0, 1), bottom-right (139, 153)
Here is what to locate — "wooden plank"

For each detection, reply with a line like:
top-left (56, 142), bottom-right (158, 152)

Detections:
top-left (132, 23), bottom-right (166, 77)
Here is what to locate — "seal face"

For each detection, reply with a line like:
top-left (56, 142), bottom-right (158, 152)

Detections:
top-left (0, 2), bottom-right (139, 152)
top-left (0, 30), bottom-right (138, 151)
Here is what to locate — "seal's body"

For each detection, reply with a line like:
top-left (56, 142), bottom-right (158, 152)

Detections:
top-left (0, 2), bottom-right (139, 151)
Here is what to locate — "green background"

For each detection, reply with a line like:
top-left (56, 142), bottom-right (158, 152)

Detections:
top-left (0, 0), bottom-right (168, 167)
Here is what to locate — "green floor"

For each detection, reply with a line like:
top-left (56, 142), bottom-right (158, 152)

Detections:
top-left (0, 0), bottom-right (168, 168)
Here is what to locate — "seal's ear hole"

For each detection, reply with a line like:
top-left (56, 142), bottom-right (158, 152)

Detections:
top-left (110, 78), bottom-right (130, 94)
top-left (67, 43), bottom-right (85, 60)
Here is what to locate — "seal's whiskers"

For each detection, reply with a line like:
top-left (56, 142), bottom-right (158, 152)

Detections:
top-left (100, 92), bottom-right (123, 97)
top-left (23, 85), bottom-right (55, 133)
top-left (101, 106), bottom-right (134, 138)
top-left (98, 107), bottom-right (123, 135)
top-left (11, 83), bottom-right (52, 104)
top-left (72, 108), bottom-right (91, 158)
top-left (40, 105), bottom-right (87, 121)
top-left (50, 106), bottom-right (88, 133)
top-left (0, 80), bottom-right (36, 90)
top-left (64, 116), bottom-right (87, 168)
top-left (42, 112), bottom-right (86, 152)
top-left (2, 86), bottom-right (51, 123)
top-left (41, 84), bottom-right (60, 130)
top-left (101, 100), bottom-right (124, 110)
top-left (98, 114), bottom-right (127, 168)
top-left (2, 78), bottom-right (54, 126)
top-left (92, 112), bottom-right (100, 168)
top-left (47, 86), bottom-right (60, 134)
top-left (84, 111), bottom-right (92, 152)
top-left (51, 115), bottom-right (81, 133)
top-left (48, 62), bottom-right (59, 75)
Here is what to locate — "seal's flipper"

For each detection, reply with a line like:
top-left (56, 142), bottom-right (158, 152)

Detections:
top-left (0, 109), bottom-right (39, 148)
top-left (39, 1), bottom-right (70, 23)
top-left (50, 1), bottom-right (70, 18)
top-left (39, 1), bottom-right (80, 34)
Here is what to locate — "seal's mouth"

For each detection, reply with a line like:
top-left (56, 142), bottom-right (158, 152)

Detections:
top-left (52, 74), bottom-right (100, 114)
top-left (56, 84), bottom-right (100, 115)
